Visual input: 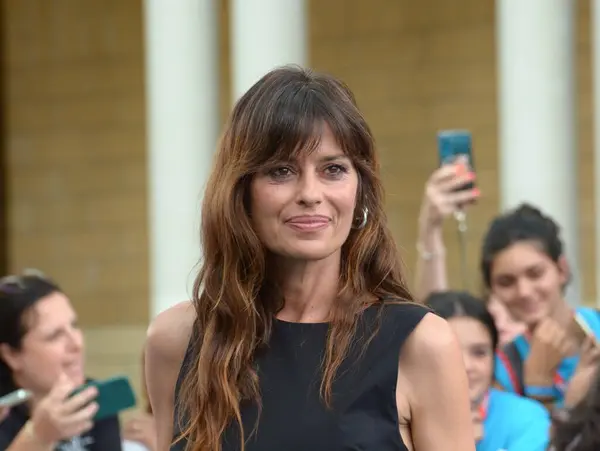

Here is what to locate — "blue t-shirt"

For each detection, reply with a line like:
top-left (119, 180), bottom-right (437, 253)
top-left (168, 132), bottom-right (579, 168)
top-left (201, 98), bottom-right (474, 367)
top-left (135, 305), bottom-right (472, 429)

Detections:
top-left (477, 389), bottom-right (550, 451)
top-left (494, 306), bottom-right (600, 407)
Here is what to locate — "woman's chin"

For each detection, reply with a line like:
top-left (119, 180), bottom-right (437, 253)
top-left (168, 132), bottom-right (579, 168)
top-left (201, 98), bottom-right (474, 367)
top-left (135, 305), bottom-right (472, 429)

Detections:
top-left (65, 369), bottom-right (86, 387)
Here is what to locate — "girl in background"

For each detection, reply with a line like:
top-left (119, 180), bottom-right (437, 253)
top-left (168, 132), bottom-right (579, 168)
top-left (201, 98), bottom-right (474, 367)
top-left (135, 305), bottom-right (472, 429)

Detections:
top-left (427, 291), bottom-right (550, 451)
top-left (483, 205), bottom-right (600, 409)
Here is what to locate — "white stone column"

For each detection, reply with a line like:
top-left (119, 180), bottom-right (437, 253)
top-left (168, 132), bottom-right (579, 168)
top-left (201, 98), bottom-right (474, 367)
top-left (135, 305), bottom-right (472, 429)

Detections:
top-left (230, 0), bottom-right (307, 101)
top-left (496, 0), bottom-right (580, 304)
top-left (592, 0), bottom-right (600, 307)
top-left (143, 0), bottom-right (219, 317)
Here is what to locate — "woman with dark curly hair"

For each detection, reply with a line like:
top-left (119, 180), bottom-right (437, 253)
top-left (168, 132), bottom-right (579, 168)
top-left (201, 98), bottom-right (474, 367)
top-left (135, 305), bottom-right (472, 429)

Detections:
top-left (483, 205), bottom-right (600, 410)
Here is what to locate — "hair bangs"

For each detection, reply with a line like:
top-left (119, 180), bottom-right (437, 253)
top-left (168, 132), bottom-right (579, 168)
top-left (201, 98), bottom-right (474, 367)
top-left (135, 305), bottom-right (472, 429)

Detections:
top-left (244, 77), bottom-right (371, 175)
top-left (322, 99), bottom-right (373, 166)
top-left (247, 90), bottom-right (328, 174)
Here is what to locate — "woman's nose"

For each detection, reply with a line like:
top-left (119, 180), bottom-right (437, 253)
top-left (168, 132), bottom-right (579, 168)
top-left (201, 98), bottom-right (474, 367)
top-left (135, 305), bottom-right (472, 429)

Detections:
top-left (296, 172), bottom-right (323, 207)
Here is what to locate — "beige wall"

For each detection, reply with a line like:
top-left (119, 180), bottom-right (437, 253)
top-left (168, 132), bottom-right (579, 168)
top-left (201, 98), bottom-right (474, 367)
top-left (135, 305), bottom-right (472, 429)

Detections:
top-left (1, 0), bottom-right (597, 399)
top-left (4, 0), bottom-right (149, 326)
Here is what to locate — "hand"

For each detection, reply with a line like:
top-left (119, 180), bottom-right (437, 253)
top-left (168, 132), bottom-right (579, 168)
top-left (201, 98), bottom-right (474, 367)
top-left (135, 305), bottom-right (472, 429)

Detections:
top-left (563, 337), bottom-right (600, 407)
top-left (29, 373), bottom-right (99, 446)
top-left (418, 157), bottom-right (479, 231)
top-left (123, 412), bottom-right (157, 451)
top-left (525, 318), bottom-right (576, 386)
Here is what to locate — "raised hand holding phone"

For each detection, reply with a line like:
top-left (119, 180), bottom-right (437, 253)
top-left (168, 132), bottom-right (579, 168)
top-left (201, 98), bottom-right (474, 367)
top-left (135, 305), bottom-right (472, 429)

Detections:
top-left (27, 372), bottom-right (98, 447)
top-left (420, 130), bottom-right (480, 230)
top-left (420, 158), bottom-right (479, 230)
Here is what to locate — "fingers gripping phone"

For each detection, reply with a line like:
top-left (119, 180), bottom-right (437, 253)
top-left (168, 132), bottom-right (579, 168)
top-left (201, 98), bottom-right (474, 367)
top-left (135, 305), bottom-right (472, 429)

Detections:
top-left (568, 313), bottom-right (595, 348)
top-left (72, 376), bottom-right (137, 421)
top-left (437, 130), bottom-right (476, 191)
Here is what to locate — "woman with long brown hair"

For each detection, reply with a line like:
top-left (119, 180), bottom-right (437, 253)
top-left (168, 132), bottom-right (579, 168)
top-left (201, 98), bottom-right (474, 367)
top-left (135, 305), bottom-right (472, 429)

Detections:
top-left (145, 66), bottom-right (474, 451)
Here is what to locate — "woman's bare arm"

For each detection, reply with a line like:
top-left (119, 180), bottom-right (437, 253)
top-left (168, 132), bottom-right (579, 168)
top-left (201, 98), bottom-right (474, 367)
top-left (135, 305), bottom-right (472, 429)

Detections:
top-left (413, 162), bottom-right (479, 302)
top-left (413, 223), bottom-right (448, 302)
top-left (145, 301), bottom-right (195, 451)
top-left (397, 313), bottom-right (475, 451)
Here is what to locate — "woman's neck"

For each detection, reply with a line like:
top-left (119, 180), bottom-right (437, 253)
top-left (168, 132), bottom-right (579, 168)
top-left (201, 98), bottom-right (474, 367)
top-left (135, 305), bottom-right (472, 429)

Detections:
top-left (275, 254), bottom-right (340, 323)
top-left (472, 388), bottom-right (490, 411)
top-left (11, 374), bottom-right (49, 412)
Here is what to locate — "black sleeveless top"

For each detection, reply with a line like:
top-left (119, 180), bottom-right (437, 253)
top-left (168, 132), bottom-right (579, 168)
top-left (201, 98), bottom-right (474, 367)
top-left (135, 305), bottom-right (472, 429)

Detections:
top-left (171, 302), bottom-right (429, 451)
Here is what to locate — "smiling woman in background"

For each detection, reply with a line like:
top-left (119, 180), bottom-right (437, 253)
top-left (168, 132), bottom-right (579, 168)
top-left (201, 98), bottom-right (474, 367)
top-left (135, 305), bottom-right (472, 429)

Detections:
top-left (0, 271), bottom-right (122, 451)
top-left (483, 205), bottom-right (600, 409)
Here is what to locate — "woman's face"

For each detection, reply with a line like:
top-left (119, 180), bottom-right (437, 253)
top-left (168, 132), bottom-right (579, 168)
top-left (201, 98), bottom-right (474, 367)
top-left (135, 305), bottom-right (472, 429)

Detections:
top-left (250, 125), bottom-right (359, 262)
top-left (448, 316), bottom-right (494, 405)
top-left (1, 292), bottom-right (85, 395)
top-left (489, 242), bottom-right (567, 327)
top-left (487, 295), bottom-right (526, 346)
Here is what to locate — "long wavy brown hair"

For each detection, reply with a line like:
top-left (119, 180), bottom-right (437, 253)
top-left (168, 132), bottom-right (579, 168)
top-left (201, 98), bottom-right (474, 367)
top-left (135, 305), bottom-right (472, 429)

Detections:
top-left (178, 66), bottom-right (413, 451)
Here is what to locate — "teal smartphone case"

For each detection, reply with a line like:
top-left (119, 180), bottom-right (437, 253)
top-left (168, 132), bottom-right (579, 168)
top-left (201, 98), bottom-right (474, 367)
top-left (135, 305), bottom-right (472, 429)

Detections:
top-left (75, 376), bottom-right (137, 421)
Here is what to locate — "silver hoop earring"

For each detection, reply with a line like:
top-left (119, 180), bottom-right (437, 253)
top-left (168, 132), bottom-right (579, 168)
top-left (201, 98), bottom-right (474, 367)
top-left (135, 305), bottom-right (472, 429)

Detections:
top-left (354, 207), bottom-right (368, 230)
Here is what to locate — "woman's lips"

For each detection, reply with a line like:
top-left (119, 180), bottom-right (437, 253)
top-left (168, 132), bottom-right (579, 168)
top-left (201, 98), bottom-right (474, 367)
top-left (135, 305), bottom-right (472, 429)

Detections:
top-left (286, 215), bottom-right (330, 232)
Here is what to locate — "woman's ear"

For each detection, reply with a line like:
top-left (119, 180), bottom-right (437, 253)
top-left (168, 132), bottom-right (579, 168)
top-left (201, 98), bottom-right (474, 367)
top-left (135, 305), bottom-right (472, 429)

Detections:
top-left (0, 343), bottom-right (21, 372)
top-left (557, 254), bottom-right (571, 288)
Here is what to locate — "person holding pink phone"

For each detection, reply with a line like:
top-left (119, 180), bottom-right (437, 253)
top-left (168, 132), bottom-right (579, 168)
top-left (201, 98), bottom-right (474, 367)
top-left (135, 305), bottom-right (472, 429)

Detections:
top-left (0, 270), bottom-right (123, 450)
top-left (413, 160), bottom-right (526, 347)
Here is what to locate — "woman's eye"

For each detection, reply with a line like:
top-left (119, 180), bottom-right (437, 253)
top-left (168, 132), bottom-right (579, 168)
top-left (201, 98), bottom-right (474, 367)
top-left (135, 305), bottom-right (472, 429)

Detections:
top-left (471, 347), bottom-right (492, 358)
top-left (268, 166), bottom-right (293, 179)
top-left (324, 164), bottom-right (348, 177)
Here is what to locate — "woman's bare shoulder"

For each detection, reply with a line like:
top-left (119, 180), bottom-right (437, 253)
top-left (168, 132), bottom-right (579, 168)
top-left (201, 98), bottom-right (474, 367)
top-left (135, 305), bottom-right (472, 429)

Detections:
top-left (398, 312), bottom-right (470, 409)
top-left (400, 312), bottom-right (460, 372)
top-left (396, 313), bottom-right (475, 450)
top-left (145, 301), bottom-right (196, 368)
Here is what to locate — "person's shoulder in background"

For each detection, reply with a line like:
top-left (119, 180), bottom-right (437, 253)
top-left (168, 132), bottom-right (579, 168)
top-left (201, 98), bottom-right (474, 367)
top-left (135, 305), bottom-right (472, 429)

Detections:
top-left (486, 388), bottom-right (550, 451)
top-left (145, 301), bottom-right (195, 375)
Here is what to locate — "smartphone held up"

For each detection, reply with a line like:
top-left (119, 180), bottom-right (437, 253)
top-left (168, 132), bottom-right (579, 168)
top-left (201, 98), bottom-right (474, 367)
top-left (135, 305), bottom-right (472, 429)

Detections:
top-left (437, 129), bottom-right (476, 192)
top-left (0, 375), bottom-right (136, 423)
